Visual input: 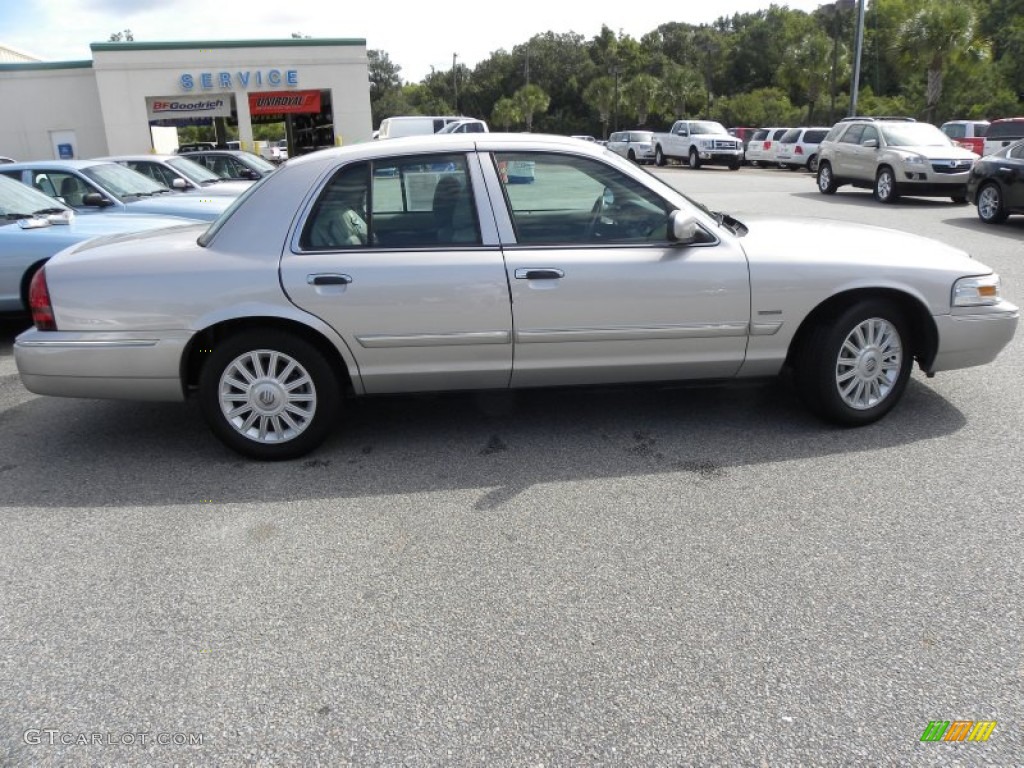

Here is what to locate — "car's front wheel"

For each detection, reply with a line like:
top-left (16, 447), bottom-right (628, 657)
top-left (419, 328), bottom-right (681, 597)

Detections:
top-left (627, 149), bottom-right (637, 163)
top-left (199, 329), bottom-right (340, 460)
top-left (816, 162), bottom-right (837, 194)
top-left (873, 167), bottom-right (900, 203)
top-left (976, 183), bottom-right (1008, 224)
top-left (807, 155), bottom-right (819, 173)
top-left (688, 149), bottom-right (702, 170)
top-left (796, 300), bottom-right (912, 426)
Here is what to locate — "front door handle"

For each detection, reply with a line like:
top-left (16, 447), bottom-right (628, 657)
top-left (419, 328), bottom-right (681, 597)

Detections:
top-left (308, 273), bottom-right (352, 286)
top-left (514, 268), bottom-right (565, 280)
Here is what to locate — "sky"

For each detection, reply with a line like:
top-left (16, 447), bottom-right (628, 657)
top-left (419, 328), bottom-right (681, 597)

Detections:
top-left (2, 0), bottom-right (828, 82)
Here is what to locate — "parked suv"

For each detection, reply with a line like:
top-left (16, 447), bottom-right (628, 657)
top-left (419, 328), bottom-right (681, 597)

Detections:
top-left (606, 130), bottom-right (656, 164)
top-left (744, 127), bottom-right (789, 166)
top-left (774, 126), bottom-right (830, 172)
top-left (983, 118), bottom-right (1024, 157)
top-left (816, 117), bottom-right (978, 203)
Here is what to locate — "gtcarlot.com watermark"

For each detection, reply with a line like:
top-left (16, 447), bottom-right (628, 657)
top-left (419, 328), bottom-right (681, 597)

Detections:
top-left (24, 729), bottom-right (205, 747)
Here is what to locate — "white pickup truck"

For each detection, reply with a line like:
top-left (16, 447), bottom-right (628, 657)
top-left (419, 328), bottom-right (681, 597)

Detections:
top-left (653, 120), bottom-right (743, 170)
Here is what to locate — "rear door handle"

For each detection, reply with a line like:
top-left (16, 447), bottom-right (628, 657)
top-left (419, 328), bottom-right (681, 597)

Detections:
top-left (514, 268), bottom-right (565, 280)
top-left (308, 273), bottom-right (352, 286)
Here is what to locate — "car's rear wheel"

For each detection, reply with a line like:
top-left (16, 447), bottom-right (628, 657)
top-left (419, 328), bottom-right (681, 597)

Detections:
top-left (807, 155), bottom-right (819, 173)
top-left (795, 300), bottom-right (912, 426)
top-left (688, 149), bottom-right (702, 169)
top-left (976, 183), bottom-right (1008, 223)
top-left (199, 330), bottom-right (340, 460)
top-left (873, 167), bottom-right (900, 203)
top-left (627, 149), bottom-right (637, 163)
top-left (655, 147), bottom-right (666, 167)
top-left (816, 162), bottom-right (837, 194)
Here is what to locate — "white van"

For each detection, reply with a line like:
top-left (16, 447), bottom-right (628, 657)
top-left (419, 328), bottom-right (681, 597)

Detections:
top-left (377, 116), bottom-right (466, 139)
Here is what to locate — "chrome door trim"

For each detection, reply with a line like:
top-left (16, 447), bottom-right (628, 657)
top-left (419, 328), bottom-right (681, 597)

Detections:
top-left (515, 322), bottom-right (749, 344)
top-left (356, 330), bottom-right (512, 348)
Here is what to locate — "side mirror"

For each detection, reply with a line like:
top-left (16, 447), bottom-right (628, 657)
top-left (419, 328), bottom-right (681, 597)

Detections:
top-left (171, 178), bottom-right (188, 190)
top-left (242, 169), bottom-right (260, 180)
top-left (863, 139), bottom-right (879, 149)
top-left (668, 210), bottom-right (699, 244)
top-left (81, 192), bottom-right (112, 207)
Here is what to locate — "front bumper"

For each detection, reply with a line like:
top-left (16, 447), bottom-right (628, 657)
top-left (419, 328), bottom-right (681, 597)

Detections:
top-left (14, 328), bottom-right (192, 401)
top-left (929, 302), bottom-right (1019, 372)
top-left (697, 149), bottom-right (744, 164)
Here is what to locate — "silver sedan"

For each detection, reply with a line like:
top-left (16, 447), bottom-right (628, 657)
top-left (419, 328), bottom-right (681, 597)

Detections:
top-left (14, 134), bottom-right (1019, 459)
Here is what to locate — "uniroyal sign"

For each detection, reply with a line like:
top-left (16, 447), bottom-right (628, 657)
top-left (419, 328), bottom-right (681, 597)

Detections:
top-left (248, 90), bottom-right (321, 115)
top-left (146, 96), bottom-right (232, 120)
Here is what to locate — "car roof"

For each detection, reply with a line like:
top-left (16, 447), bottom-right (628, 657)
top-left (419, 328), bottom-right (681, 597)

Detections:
top-left (95, 155), bottom-right (190, 162)
top-left (1, 159), bottom-right (118, 170)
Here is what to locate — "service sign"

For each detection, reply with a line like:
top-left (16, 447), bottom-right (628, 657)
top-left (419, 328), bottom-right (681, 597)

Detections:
top-left (146, 96), bottom-right (233, 121)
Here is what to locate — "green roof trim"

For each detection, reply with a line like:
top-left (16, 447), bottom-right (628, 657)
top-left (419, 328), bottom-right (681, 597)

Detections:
top-left (90, 39), bottom-right (366, 53)
top-left (0, 60), bottom-right (93, 71)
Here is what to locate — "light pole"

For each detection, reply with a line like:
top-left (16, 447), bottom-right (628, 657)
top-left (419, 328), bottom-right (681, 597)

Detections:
top-left (452, 53), bottom-right (458, 113)
top-left (827, 0), bottom-right (855, 124)
top-left (849, 0), bottom-right (867, 116)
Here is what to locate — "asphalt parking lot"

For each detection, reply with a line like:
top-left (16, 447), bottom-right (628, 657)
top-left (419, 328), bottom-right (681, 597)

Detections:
top-left (1, 165), bottom-right (1021, 766)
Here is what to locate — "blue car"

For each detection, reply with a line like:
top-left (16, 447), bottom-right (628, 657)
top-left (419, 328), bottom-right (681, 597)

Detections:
top-left (0, 159), bottom-right (233, 221)
top-left (0, 175), bottom-right (200, 312)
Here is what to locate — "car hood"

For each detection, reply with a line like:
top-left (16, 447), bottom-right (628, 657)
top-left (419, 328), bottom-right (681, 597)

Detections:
top-left (737, 216), bottom-right (983, 272)
top-left (125, 194), bottom-right (233, 219)
top-left (889, 144), bottom-right (978, 160)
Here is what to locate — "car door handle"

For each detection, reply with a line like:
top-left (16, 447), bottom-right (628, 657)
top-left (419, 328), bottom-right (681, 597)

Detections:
top-left (514, 268), bottom-right (565, 280)
top-left (308, 273), bottom-right (352, 286)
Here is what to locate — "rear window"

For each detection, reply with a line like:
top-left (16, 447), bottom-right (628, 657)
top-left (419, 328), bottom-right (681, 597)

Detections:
top-left (780, 129), bottom-right (801, 143)
top-left (751, 130), bottom-right (768, 141)
top-left (987, 120), bottom-right (1024, 140)
top-left (804, 129), bottom-right (828, 143)
top-left (972, 123), bottom-right (989, 136)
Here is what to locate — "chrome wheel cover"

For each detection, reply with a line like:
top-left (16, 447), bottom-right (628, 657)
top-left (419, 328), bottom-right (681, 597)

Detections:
top-left (835, 318), bottom-right (902, 410)
top-left (876, 171), bottom-right (893, 200)
top-left (978, 186), bottom-right (1001, 220)
top-left (218, 349), bottom-right (317, 444)
top-left (818, 166), bottom-right (831, 190)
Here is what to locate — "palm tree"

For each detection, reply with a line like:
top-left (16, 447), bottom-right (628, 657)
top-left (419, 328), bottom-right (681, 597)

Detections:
top-left (513, 84), bottom-right (550, 132)
top-left (779, 30), bottom-right (833, 124)
top-left (622, 74), bottom-right (660, 126)
top-left (898, 0), bottom-right (985, 124)
top-left (659, 64), bottom-right (704, 120)
top-left (491, 97), bottom-right (521, 131)
top-left (583, 76), bottom-right (617, 138)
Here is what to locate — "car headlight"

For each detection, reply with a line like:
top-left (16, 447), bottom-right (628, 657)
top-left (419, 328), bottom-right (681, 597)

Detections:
top-left (953, 274), bottom-right (1002, 306)
top-left (902, 155), bottom-right (926, 165)
top-left (699, 139), bottom-right (713, 149)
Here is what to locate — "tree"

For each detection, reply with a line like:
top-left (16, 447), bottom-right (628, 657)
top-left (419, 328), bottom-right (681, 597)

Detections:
top-left (622, 74), bottom-right (660, 126)
top-left (583, 76), bottom-right (617, 138)
top-left (898, 0), bottom-right (986, 123)
top-left (778, 28), bottom-right (833, 123)
top-left (659, 64), bottom-right (704, 120)
top-left (108, 29), bottom-right (133, 42)
top-left (491, 97), bottom-right (521, 131)
top-left (368, 50), bottom-right (405, 128)
top-left (513, 84), bottom-right (550, 132)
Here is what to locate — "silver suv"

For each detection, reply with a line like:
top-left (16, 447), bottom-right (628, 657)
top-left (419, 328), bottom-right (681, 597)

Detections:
top-left (816, 117), bottom-right (978, 203)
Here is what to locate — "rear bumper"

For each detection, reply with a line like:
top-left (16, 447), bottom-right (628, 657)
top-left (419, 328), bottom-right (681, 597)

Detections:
top-left (930, 303), bottom-right (1019, 372)
top-left (14, 328), bottom-right (191, 401)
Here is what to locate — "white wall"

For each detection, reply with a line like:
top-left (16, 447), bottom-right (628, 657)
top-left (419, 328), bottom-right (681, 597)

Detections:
top-left (0, 65), bottom-right (106, 160)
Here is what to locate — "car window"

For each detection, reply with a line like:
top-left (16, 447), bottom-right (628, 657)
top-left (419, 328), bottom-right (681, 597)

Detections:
top-left (860, 126), bottom-right (879, 145)
top-left (166, 156), bottom-right (221, 183)
top-left (780, 129), bottom-right (800, 143)
top-left (804, 129), bottom-right (828, 143)
top-left (82, 162), bottom-right (167, 197)
top-left (300, 154), bottom-right (481, 249)
top-left (127, 161), bottom-right (176, 187)
top-left (972, 123), bottom-right (989, 137)
top-left (942, 124), bottom-right (966, 139)
top-left (493, 152), bottom-right (672, 246)
top-left (772, 129), bottom-right (788, 140)
top-left (1010, 143), bottom-right (1024, 160)
top-left (752, 130), bottom-right (768, 141)
top-left (839, 125), bottom-right (865, 144)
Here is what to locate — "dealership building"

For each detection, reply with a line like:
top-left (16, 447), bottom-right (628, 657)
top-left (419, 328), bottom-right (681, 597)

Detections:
top-left (0, 38), bottom-right (373, 160)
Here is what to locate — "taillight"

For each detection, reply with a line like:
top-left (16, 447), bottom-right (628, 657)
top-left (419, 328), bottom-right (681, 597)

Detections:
top-left (795, 146), bottom-right (804, 155)
top-left (28, 268), bottom-right (56, 331)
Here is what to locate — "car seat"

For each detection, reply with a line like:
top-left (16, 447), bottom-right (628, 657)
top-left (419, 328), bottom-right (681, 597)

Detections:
top-left (59, 176), bottom-right (86, 207)
top-left (432, 175), bottom-right (476, 243)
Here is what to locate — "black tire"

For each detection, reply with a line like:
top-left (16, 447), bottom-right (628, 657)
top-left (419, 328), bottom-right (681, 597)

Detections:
top-left (688, 148), bottom-right (702, 170)
top-left (873, 166), bottom-right (900, 203)
top-left (976, 183), bottom-right (1007, 223)
top-left (816, 162), bottom-right (837, 194)
top-left (627, 149), bottom-right (637, 163)
top-left (950, 195), bottom-right (967, 205)
top-left (199, 329), bottom-right (340, 460)
top-left (728, 160), bottom-right (741, 171)
top-left (655, 146), bottom-right (666, 167)
top-left (807, 155), bottom-right (819, 173)
top-left (795, 300), bottom-right (913, 426)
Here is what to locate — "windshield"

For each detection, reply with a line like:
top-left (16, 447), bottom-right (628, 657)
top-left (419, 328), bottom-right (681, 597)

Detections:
top-left (629, 132), bottom-right (654, 142)
top-left (690, 121), bottom-right (728, 135)
top-left (881, 123), bottom-right (955, 148)
top-left (81, 163), bottom-right (168, 198)
top-left (0, 174), bottom-right (71, 219)
top-left (166, 156), bottom-right (221, 184)
top-left (242, 153), bottom-right (277, 173)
